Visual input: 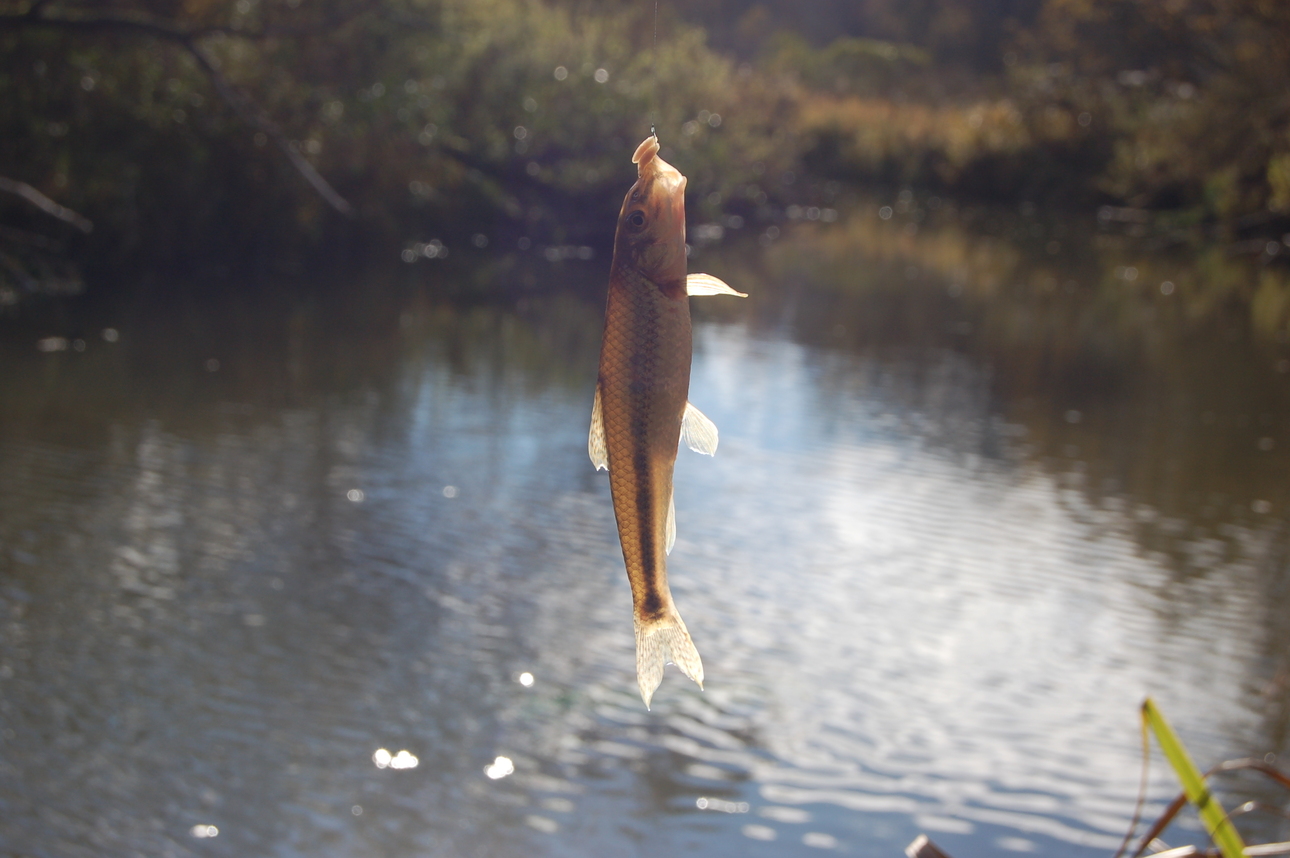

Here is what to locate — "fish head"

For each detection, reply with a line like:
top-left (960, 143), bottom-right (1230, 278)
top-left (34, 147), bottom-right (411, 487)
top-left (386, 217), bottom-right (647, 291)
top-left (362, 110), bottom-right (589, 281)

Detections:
top-left (614, 135), bottom-right (687, 286)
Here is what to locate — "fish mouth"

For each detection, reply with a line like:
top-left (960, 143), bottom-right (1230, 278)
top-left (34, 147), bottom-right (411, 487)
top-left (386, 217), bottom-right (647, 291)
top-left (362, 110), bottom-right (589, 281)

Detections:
top-left (632, 135), bottom-right (686, 201)
top-left (631, 135), bottom-right (663, 170)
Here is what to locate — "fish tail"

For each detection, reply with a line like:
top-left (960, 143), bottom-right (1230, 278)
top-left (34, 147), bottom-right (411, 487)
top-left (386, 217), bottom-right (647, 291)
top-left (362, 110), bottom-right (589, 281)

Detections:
top-left (634, 609), bottom-right (704, 708)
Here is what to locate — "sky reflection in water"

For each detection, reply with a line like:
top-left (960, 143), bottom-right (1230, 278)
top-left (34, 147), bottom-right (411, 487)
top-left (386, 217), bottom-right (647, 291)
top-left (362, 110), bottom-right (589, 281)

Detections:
top-left (1, 224), bottom-right (1289, 857)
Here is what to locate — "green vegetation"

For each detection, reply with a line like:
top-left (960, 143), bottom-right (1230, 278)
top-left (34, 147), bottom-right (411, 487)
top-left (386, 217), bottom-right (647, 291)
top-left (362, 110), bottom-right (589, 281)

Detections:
top-left (764, 0), bottom-right (1290, 224)
top-left (1, 0), bottom-right (1289, 294)
top-left (1141, 698), bottom-right (1248, 858)
top-left (0, 0), bottom-right (794, 288)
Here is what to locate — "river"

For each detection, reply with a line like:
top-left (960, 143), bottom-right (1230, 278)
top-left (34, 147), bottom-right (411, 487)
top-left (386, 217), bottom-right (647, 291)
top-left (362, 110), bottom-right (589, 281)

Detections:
top-left (2, 201), bottom-right (1289, 857)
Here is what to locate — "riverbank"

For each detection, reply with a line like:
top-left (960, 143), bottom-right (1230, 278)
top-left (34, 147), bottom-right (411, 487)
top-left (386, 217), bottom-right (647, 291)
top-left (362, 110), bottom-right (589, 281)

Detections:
top-left (4, 0), bottom-right (1290, 302)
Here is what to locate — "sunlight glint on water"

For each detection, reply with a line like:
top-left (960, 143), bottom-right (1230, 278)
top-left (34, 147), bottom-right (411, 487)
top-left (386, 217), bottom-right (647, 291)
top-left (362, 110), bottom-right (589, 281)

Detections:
top-left (0, 262), bottom-right (1284, 857)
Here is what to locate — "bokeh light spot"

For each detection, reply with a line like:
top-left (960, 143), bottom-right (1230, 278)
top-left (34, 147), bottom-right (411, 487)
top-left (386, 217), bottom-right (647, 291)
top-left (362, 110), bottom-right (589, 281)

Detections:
top-left (485, 755), bottom-right (514, 779)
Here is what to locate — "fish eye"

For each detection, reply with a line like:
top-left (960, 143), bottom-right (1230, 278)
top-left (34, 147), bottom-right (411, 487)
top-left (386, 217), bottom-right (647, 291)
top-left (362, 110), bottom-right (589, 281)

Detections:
top-left (627, 211), bottom-right (647, 230)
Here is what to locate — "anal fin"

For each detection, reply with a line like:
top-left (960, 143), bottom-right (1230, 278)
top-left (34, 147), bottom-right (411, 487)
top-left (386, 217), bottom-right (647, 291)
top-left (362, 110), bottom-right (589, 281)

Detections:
top-left (589, 385), bottom-right (608, 471)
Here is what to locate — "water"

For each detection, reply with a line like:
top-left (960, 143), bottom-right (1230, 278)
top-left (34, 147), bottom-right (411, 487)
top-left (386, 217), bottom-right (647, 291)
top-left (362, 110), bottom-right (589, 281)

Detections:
top-left (2, 209), bottom-right (1290, 857)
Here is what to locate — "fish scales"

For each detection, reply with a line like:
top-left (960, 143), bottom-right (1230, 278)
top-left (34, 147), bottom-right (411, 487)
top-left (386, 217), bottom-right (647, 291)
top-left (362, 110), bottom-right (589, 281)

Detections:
top-left (600, 261), bottom-right (691, 625)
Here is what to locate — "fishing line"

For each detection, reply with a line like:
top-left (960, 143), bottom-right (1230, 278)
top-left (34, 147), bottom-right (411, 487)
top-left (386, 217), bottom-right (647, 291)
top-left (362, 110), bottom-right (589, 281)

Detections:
top-left (650, 0), bottom-right (658, 138)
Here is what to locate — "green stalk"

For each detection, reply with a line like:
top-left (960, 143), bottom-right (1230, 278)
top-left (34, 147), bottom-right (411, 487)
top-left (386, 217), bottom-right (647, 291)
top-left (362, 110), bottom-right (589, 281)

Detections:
top-left (1141, 698), bottom-right (1247, 858)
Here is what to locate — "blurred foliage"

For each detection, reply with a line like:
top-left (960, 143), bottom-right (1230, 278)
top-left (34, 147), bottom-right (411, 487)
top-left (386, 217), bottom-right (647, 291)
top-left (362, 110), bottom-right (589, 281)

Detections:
top-left (2, 0), bottom-right (1290, 294)
top-left (684, 0), bottom-right (1290, 229)
top-left (0, 0), bottom-right (795, 284)
top-left (765, 7), bottom-right (1250, 214)
top-left (1016, 0), bottom-right (1290, 221)
top-left (674, 0), bottom-right (1038, 72)
top-left (760, 32), bottom-right (930, 98)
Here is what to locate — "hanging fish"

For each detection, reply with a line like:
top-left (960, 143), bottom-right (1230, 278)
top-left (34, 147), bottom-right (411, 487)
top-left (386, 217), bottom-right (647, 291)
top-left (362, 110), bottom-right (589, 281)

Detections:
top-left (589, 134), bottom-right (747, 708)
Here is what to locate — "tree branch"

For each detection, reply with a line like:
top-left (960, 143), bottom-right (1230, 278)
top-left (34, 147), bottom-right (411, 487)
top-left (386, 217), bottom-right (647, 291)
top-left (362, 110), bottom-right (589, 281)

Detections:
top-left (3, 1), bottom-right (383, 40)
top-left (1, 5), bottom-right (364, 216)
top-left (1, 8), bottom-right (213, 40)
top-left (184, 40), bottom-right (354, 216)
top-left (0, 176), bottom-right (93, 232)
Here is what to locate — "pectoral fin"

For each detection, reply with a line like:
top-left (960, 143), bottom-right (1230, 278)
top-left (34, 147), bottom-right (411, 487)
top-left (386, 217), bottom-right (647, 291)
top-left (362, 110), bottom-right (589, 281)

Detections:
top-left (589, 385), bottom-right (608, 471)
top-left (686, 273), bottom-right (747, 298)
top-left (680, 402), bottom-right (719, 456)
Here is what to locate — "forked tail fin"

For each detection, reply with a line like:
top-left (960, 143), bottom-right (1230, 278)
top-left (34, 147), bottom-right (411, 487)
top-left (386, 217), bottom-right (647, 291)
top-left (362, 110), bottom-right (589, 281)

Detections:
top-left (635, 609), bottom-right (704, 708)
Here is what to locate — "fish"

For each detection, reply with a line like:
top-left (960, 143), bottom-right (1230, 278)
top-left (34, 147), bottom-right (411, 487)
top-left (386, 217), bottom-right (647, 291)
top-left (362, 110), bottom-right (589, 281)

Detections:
top-left (589, 134), bottom-right (747, 708)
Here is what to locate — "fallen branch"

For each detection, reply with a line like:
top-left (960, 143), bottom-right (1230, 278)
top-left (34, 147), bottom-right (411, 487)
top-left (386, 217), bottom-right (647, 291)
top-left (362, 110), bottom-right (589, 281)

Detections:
top-left (0, 177), bottom-right (93, 232)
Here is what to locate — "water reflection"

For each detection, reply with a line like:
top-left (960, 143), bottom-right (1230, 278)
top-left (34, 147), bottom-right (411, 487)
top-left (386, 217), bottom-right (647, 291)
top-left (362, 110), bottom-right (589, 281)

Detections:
top-left (1, 215), bottom-right (1289, 856)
